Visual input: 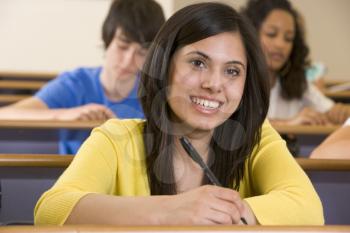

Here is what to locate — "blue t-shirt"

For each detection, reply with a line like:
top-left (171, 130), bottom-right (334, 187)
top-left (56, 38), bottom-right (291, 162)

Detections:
top-left (35, 67), bottom-right (144, 154)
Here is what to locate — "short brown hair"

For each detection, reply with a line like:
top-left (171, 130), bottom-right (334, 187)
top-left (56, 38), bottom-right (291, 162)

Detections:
top-left (102, 0), bottom-right (165, 49)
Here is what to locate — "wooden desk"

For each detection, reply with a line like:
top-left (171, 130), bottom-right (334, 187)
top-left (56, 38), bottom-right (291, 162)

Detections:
top-left (0, 120), bottom-right (339, 155)
top-left (1, 225), bottom-right (350, 232)
top-left (0, 94), bottom-right (31, 104)
top-left (324, 90), bottom-right (350, 99)
top-left (272, 124), bottom-right (339, 135)
top-left (0, 80), bottom-right (46, 90)
top-left (0, 120), bottom-right (338, 134)
top-left (0, 71), bottom-right (57, 80)
top-left (0, 155), bottom-right (72, 225)
top-left (296, 158), bottom-right (350, 171)
top-left (324, 80), bottom-right (347, 86)
top-left (0, 120), bottom-right (103, 154)
top-left (0, 120), bottom-right (102, 130)
top-left (271, 124), bottom-right (341, 156)
top-left (2, 155), bottom-right (350, 171)
top-left (322, 80), bottom-right (350, 101)
top-left (0, 154), bottom-right (73, 167)
top-left (0, 71), bottom-right (57, 105)
top-left (1, 155), bottom-right (350, 225)
top-left (0, 120), bottom-right (339, 156)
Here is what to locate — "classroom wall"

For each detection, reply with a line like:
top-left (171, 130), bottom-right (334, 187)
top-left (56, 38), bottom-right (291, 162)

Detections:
top-left (0, 0), bottom-right (172, 73)
top-left (292, 0), bottom-right (350, 81)
top-left (0, 0), bottom-right (349, 81)
top-left (0, 0), bottom-right (109, 72)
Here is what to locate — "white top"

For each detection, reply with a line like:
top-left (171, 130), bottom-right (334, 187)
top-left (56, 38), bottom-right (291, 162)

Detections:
top-left (268, 80), bottom-right (334, 120)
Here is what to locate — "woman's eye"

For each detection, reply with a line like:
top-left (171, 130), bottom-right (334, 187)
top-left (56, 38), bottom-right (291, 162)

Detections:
top-left (190, 59), bottom-right (205, 69)
top-left (266, 32), bottom-right (277, 38)
top-left (226, 68), bottom-right (239, 77)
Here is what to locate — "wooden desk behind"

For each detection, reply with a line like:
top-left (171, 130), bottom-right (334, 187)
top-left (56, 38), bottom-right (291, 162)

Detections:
top-left (324, 90), bottom-right (350, 99)
top-left (0, 71), bottom-right (57, 80)
top-left (323, 80), bottom-right (350, 102)
top-left (0, 70), bottom-right (57, 105)
top-left (297, 159), bottom-right (350, 225)
top-left (0, 155), bottom-right (71, 225)
top-left (0, 120), bottom-right (103, 154)
top-left (0, 120), bottom-right (340, 156)
top-left (0, 120), bottom-right (102, 130)
top-left (0, 94), bottom-right (31, 105)
top-left (1, 155), bottom-right (350, 225)
top-left (272, 125), bottom-right (339, 135)
top-left (322, 80), bottom-right (350, 103)
top-left (1, 225), bottom-right (350, 232)
top-left (271, 124), bottom-right (340, 156)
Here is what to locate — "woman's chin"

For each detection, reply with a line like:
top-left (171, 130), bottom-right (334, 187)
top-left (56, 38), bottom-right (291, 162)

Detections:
top-left (187, 120), bottom-right (220, 132)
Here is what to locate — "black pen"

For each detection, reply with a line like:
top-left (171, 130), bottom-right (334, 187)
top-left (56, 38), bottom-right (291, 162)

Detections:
top-left (179, 136), bottom-right (248, 225)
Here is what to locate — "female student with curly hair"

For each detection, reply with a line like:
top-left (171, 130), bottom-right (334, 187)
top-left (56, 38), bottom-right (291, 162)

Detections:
top-left (242, 0), bottom-right (350, 126)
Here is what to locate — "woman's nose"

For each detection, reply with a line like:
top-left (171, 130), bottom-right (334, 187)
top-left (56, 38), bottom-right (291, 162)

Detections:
top-left (201, 71), bottom-right (223, 93)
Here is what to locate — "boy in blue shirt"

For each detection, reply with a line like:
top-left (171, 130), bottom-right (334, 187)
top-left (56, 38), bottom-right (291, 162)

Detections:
top-left (0, 0), bottom-right (165, 154)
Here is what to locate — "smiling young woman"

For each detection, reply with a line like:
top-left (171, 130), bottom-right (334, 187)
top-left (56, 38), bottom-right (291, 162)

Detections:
top-left (34, 2), bottom-right (324, 226)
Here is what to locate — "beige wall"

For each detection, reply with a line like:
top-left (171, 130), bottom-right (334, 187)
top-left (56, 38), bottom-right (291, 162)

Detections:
top-left (174, 0), bottom-right (350, 81)
top-left (0, 0), bottom-right (171, 73)
top-left (0, 0), bottom-right (110, 72)
top-left (291, 0), bottom-right (350, 81)
top-left (0, 0), bottom-right (349, 81)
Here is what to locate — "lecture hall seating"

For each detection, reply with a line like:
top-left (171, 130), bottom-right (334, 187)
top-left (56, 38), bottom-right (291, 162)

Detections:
top-left (0, 120), bottom-right (340, 154)
top-left (0, 70), bottom-right (56, 105)
top-left (0, 155), bottom-right (349, 225)
top-left (0, 120), bottom-right (103, 154)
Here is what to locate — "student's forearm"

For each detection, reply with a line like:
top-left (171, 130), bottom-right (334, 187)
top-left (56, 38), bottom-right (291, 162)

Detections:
top-left (310, 126), bottom-right (350, 159)
top-left (65, 193), bottom-right (169, 225)
top-left (0, 107), bottom-right (66, 120)
top-left (0, 97), bottom-right (60, 120)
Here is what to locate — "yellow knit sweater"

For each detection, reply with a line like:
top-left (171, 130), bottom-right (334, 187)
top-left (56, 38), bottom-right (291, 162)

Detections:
top-left (34, 119), bottom-right (324, 225)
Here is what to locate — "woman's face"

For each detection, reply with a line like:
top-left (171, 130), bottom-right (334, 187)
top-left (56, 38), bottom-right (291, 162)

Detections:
top-left (167, 32), bottom-right (247, 133)
top-left (259, 9), bottom-right (295, 73)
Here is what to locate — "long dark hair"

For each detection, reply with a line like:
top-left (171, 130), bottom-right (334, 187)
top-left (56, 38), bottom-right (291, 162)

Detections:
top-left (139, 2), bottom-right (270, 195)
top-left (242, 0), bottom-right (310, 100)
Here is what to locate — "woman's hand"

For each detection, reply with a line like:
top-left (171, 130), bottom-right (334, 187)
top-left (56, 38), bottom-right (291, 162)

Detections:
top-left (326, 103), bottom-right (350, 124)
top-left (288, 107), bottom-right (331, 125)
top-left (160, 185), bottom-right (257, 225)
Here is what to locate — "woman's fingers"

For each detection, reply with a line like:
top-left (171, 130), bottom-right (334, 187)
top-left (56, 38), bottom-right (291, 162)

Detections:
top-left (298, 107), bottom-right (331, 125)
top-left (166, 185), bottom-right (248, 225)
top-left (209, 197), bottom-right (242, 224)
top-left (201, 186), bottom-right (245, 224)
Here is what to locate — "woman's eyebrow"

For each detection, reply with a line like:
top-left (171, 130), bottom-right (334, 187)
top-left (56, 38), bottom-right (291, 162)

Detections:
top-left (186, 51), bottom-right (210, 60)
top-left (186, 51), bottom-right (246, 69)
top-left (226, 61), bottom-right (246, 69)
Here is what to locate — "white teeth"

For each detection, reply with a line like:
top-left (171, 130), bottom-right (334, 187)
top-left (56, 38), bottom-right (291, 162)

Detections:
top-left (191, 97), bottom-right (220, 109)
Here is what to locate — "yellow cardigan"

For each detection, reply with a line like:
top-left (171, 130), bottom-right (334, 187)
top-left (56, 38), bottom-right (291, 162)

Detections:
top-left (34, 119), bottom-right (324, 225)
